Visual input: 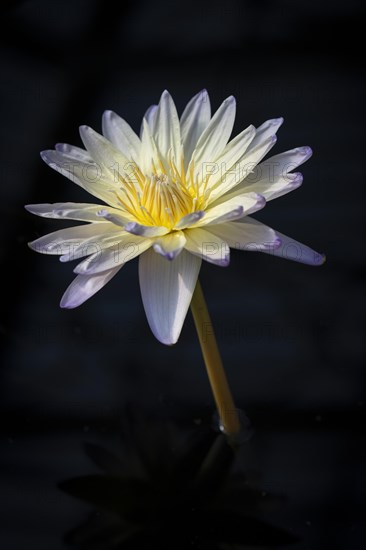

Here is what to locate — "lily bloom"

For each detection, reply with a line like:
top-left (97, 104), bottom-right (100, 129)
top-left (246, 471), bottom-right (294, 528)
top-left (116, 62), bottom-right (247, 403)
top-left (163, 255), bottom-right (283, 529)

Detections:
top-left (26, 90), bottom-right (324, 344)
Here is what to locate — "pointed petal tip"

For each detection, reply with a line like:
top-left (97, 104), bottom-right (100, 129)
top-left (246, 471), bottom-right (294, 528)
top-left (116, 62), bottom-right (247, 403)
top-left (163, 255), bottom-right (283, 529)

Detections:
top-left (152, 243), bottom-right (182, 261)
top-left (316, 253), bottom-right (326, 266)
top-left (292, 172), bottom-right (304, 188)
top-left (272, 117), bottom-right (284, 126)
top-left (224, 95), bottom-right (236, 105)
top-left (298, 146), bottom-right (313, 159)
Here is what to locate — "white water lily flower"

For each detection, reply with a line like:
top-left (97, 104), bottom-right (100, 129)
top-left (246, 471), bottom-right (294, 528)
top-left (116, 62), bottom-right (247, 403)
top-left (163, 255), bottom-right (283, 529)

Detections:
top-left (26, 90), bottom-right (324, 345)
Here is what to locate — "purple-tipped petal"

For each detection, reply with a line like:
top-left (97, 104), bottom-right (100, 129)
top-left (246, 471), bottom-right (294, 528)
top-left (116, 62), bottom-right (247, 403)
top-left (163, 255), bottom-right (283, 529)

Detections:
top-left (152, 231), bottom-right (187, 260)
top-left (174, 211), bottom-right (205, 230)
top-left (60, 266), bottom-right (123, 308)
top-left (124, 222), bottom-right (168, 237)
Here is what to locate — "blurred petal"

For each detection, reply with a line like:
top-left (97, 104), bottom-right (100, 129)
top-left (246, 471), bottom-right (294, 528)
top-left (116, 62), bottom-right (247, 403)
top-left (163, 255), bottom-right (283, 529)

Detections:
top-left (139, 248), bottom-right (201, 344)
top-left (60, 266), bottom-right (123, 308)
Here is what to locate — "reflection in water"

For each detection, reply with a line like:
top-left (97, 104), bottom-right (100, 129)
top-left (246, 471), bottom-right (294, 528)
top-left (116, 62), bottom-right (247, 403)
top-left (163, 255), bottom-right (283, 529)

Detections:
top-left (60, 412), bottom-right (299, 549)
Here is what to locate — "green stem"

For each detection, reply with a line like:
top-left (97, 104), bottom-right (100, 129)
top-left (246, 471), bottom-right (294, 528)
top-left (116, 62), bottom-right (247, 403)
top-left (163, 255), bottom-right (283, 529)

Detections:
top-left (190, 279), bottom-right (241, 437)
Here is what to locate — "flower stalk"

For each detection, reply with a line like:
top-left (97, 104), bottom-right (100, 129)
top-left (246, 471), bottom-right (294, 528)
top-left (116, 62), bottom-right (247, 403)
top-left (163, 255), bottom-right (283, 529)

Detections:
top-left (190, 279), bottom-right (241, 437)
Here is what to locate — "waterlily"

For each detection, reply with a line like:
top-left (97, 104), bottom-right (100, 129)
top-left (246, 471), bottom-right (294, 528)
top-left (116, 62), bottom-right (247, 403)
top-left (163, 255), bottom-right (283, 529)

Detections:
top-left (27, 90), bottom-right (323, 345)
top-left (27, 90), bottom-right (324, 436)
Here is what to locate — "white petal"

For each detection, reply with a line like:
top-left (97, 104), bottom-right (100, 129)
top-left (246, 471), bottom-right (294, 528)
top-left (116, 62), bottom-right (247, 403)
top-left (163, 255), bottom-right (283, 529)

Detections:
top-left (261, 228), bottom-right (325, 266)
top-left (208, 217), bottom-right (281, 251)
top-left (60, 266), bottom-right (123, 308)
top-left (59, 230), bottom-right (133, 263)
top-left (240, 172), bottom-right (303, 201)
top-left (74, 234), bottom-right (152, 274)
top-left (40, 149), bottom-right (121, 208)
top-left (207, 135), bottom-right (277, 201)
top-left (79, 125), bottom-right (132, 180)
top-left (102, 110), bottom-right (141, 161)
top-left (139, 118), bottom-right (161, 175)
top-left (203, 124), bottom-right (256, 189)
top-left (153, 231), bottom-right (187, 260)
top-left (180, 89), bottom-right (211, 168)
top-left (152, 90), bottom-right (182, 165)
top-left (254, 146), bottom-right (313, 181)
top-left (174, 211), bottom-right (205, 230)
top-left (25, 202), bottom-right (121, 223)
top-left (184, 228), bottom-right (230, 266)
top-left (193, 192), bottom-right (265, 227)
top-left (140, 105), bottom-right (158, 134)
top-left (55, 143), bottom-right (92, 162)
top-left (246, 118), bottom-right (284, 152)
top-left (139, 248), bottom-right (201, 344)
top-left (96, 208), bottom-right (134, 227)
top-left (189, 96), bottom-right (236, 176)
top-left (124, 222), bottom-right (169, 237)
top-left (28, 223), bottom-right (118, 255)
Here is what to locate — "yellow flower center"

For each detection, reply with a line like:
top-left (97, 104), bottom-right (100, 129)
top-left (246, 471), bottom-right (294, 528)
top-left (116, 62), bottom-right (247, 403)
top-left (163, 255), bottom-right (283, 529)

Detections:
top-left (116, 160), bottom-right (210, 229)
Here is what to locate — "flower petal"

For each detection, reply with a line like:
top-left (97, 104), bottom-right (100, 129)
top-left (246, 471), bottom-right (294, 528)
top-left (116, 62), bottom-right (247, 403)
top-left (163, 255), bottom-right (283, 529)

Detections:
top-left (102, 110), bottom-right (141, 161)
top-left (261, 228), bottom-right (325, 265)
top-left (40, 150), bottom-right (121, 208)
top-left (189, 95), bottom-right (236, 176)
top-left (79, 125), bottom-right (133, 181)
top-left (124, 222), bottom-right (169, 237)
top-left (208, 217), bottom-right (281, 251)
top-left (60, 266), bottom-right (123, 309)
top-left (241, 172), bottom-right (303, 201)
top-left (207, 135), bottom-right (277, 202)
top-left (28, 223), bottom-right (118, 255)
top-left (139, 248), bottom-right (201, 344)
top-left (74, 234), bottom-right (152, 274)
top-left (184, 228), bottom-right (230, 266)
top-left (254, 146), bottom-right (313, 181)
top-left (25, 203), bottom-right (125, 223)
top-left (233, 146), bottom-right (312, 201)
top-left (246, 117), bottom-right (284, 152)
top-left (193, 192), bottom-right (265, 227)
top-left (152, 90), bottom-right (182, 165)
top-left (180, 89), bottom-right (211, 168)
top-left (153, 231), bottom-right (187, 260)
top-left (142, 104), bottom-right (158, 133)
top-left (174, 211), bottom-right (205, 230)
top-left (139, 118), bottom-right (161, 175)
top-left (55, 143), bottom-right (92, 162)
top-left (96, 208), bottom-right (134, 227)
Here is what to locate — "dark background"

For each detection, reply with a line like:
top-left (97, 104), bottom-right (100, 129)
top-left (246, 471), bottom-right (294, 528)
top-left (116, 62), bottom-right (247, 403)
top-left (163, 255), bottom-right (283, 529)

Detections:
top-left (0, 0), bottom-right (365, 548)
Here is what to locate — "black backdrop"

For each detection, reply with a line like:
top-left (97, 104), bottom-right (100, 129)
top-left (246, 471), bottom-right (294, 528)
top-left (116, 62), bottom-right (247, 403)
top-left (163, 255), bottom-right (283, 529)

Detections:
top-left (0, 1), bottom-right (365, 548)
